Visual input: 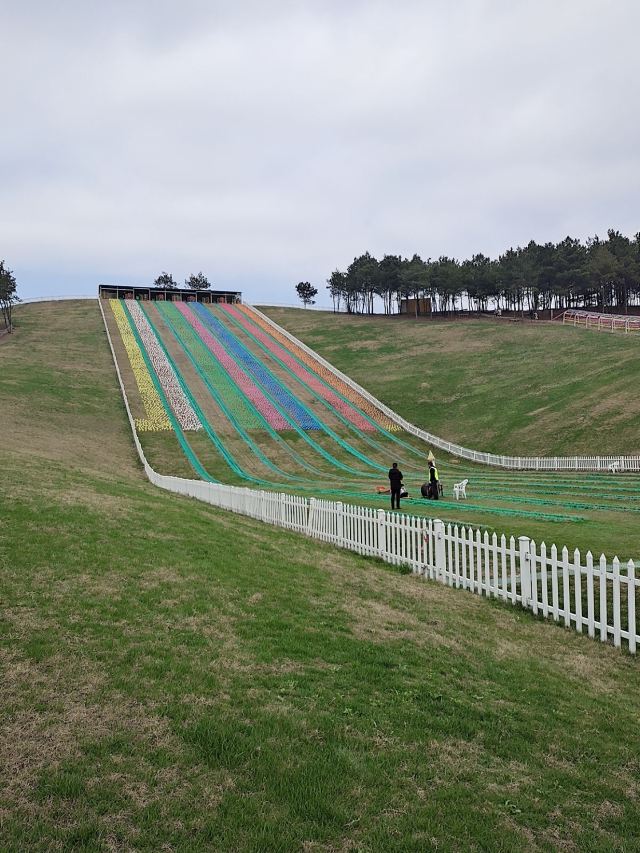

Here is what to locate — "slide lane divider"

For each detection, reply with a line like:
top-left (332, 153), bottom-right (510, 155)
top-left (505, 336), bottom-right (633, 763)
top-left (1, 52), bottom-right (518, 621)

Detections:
top-left (449, 472), bottom-right (640, 490)
top-left (467, 489), bottom-right (640, 514)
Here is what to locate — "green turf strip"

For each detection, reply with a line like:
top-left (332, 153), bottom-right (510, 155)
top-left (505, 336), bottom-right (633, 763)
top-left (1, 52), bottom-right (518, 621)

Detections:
top-left (479, 484), bottom-right (640, 500)
top-left (471, 490), bottom-right (639, 514)
top-left (455, 472), bottom-right (640, 488)
top-left (314, 492), bottom-right (585, 523)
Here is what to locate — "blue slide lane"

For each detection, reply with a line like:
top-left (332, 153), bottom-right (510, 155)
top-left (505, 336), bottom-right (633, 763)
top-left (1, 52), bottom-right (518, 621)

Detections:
top-left (192, 303), bottom-right (322, 430)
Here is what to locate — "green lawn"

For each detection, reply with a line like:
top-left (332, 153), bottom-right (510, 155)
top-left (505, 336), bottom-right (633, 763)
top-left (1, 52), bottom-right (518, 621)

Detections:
top-left (1, 303), bottom-right (640, 850)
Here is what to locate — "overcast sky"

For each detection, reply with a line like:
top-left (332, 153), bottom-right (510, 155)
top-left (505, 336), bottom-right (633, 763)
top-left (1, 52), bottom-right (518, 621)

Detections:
top-left (2, 0), bottom-right (639, 303)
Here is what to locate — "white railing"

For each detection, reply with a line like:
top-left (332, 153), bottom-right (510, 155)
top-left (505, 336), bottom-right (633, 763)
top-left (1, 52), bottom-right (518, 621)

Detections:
top-left (99, 299), bottom-right (639, 653)
top-left (18, 295), bottom-right (97, 304)
top-left (249, 305), bottom-right (640, 472)
top-left (561, 309), bottom-right (640, 333)
top-left (254, 302), bottom-right (334, 312)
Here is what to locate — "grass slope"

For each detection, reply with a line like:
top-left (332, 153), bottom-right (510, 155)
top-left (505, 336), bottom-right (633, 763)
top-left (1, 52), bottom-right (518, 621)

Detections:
top-left (1, 302), bottom-right (640, 851)
top-left (263, 309), bottom-right (640, 457)
top-left (104, 299), bottom-right (640, 558)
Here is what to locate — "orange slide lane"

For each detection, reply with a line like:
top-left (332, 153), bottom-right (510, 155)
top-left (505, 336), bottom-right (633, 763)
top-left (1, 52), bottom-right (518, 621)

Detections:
top-left (239, 305), bottom-right (400, 432)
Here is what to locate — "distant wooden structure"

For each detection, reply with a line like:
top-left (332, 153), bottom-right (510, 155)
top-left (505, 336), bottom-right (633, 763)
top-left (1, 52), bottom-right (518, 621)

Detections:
top-left (98, 284), bottom-right (242, 304)
top-left (399, 297), bottom-right (432, 316)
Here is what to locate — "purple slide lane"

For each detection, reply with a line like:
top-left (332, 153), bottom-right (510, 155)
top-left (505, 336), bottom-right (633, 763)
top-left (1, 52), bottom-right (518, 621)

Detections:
top-left (219, 304), bottom-right (375, 431)
top-left (175, 303), bottom-right (289, 431)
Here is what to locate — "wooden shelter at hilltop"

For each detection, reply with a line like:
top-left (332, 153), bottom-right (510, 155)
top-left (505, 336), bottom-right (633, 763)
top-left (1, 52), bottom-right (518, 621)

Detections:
top-left (399, 297), bottom-right (432, 316)
top-left (98, 284), bottom-right (242, 304)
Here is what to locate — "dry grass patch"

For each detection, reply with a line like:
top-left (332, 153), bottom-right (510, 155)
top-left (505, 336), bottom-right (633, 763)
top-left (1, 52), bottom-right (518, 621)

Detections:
top-left (0, 651), bottom-right (174, 801)
top-left (546, 646), bottom-right (622, 696)
top-left (343, 595), bottom-right (459, 650)
top-left (341, 340), bottom-right (383, 352)
top-left (406, 331), bottom-right (494, 357)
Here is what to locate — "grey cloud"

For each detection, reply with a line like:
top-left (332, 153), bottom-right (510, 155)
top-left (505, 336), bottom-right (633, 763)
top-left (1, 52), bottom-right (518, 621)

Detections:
top-left (2, 0), bottom-right (639, 301)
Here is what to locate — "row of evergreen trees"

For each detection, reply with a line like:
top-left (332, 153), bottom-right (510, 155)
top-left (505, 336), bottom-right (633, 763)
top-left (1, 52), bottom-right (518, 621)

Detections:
top-left (325, 230), bottom-right (640, 315)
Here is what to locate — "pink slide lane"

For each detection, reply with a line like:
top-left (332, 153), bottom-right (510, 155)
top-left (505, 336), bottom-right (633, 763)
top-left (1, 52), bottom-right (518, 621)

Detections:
top-left (220, 304), bottom-right (375, 432)
top-left (175, 303), bottom-right (289, 431)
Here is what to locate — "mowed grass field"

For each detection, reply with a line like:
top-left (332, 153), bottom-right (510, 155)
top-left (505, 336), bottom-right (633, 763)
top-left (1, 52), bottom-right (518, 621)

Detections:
top-left (2, 301), bottom-right (640, 851)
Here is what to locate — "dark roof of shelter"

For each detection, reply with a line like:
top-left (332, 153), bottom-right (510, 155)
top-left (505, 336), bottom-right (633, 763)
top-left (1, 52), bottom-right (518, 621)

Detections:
top-left (98, 283), bottom-right (241, 296)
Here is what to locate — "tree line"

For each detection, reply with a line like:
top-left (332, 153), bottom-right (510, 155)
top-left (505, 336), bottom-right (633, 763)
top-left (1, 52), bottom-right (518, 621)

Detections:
top-left (0, 260), bottom-right (19, 332)
top-left (321, 230), bottom-right (640, 315)
top-left (154, 271), bottom-right (212, 290)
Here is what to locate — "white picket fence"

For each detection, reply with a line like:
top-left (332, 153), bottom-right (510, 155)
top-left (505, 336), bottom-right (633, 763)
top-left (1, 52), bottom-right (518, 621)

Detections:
top-left (249, 305), bottom-right (640, 472)
top-left (115, 470), bottom-right (640, 656)
top-left (99, 299), bottom-right (640, 654)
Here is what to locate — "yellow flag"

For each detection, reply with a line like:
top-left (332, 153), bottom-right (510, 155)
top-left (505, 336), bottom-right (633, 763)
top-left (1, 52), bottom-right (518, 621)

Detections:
top-left (428, 450), bottom-right (435, 462)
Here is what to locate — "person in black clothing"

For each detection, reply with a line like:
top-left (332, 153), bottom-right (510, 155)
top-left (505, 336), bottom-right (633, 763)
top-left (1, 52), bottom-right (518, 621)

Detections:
top-left (388, 462), bottom-right (403, 509)
top-left (428, 460), bottom-right (439, 500)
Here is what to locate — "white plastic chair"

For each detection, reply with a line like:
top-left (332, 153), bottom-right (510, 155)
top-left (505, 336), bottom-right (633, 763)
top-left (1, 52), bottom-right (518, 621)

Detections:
top-left (608, 461), bottom-right (621, 473)
top-left (453, 479), bottom-right (468, 500)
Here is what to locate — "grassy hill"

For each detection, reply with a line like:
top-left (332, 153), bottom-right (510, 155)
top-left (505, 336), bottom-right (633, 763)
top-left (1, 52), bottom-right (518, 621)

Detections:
top-left (1, 301), bottom-right (640, 850)
top-left (263, 308), bottom-right (640, 458)
top-left (101, 299), bottom-right (640, 558)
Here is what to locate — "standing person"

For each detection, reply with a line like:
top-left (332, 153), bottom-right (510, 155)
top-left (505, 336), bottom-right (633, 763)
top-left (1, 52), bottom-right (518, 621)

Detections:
top-left (428, 460), bottom-right (439, 499)
top-left (388, 462), bottom-right (403, 510)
